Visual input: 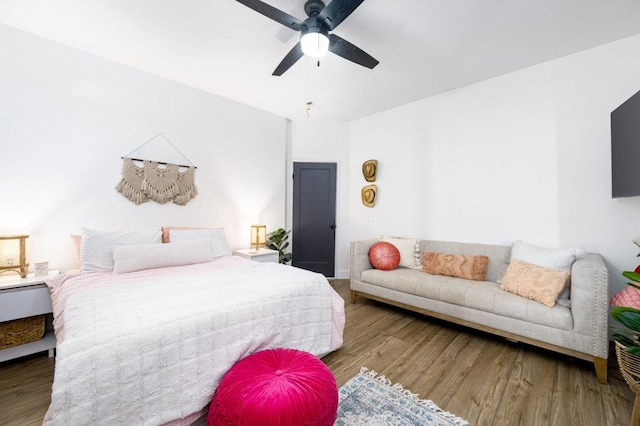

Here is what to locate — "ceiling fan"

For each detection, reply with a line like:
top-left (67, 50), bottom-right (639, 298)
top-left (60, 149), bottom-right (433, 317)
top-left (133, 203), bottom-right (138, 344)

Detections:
top-left (235, 0), bottom-right (379, 76)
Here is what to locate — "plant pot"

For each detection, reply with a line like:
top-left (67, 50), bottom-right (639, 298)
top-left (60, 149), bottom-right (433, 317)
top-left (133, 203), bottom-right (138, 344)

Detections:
top-left (615, 341), bottom-right (640, 425)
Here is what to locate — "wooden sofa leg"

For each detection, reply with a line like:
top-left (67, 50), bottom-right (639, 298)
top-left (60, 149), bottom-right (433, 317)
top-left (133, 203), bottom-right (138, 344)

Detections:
top-left (594, 357), bottom-right (608, 384)
top-left (350, 291), bottom-right (356, 304)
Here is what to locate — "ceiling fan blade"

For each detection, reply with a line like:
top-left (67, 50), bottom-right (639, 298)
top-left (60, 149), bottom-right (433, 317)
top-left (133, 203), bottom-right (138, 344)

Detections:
top-left (328, 34), bottom-right (378, 69)
top-left (236, 0), bottom-right (304, 31)
top-left (273, 42), bottom-right (304, 76)
top-left (317, 0), bottom-right (366, 30)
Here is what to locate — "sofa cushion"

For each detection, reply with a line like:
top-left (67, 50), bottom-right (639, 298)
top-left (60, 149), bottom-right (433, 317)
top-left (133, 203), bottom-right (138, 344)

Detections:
top-left (368, 242), bottom-right (401, 271)
top-left (422, 252), bottom-right (489, 281)
top-left (510, 240), bottom-right (582, 307)
top-left (421, 240), bottom-right (510, 283)
top-left (500, 260), bottom-right (570, 307)
top-left (510, 240), bottom-right (577, 270)
top-left (381, 236), bottom-right (420, 269)
top-left (360, 268), bottom-right (573, 330)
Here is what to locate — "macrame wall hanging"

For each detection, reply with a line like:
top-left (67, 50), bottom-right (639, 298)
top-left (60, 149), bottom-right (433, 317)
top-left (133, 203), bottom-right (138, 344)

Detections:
top-left (115, 133), bottom-right (198, 206)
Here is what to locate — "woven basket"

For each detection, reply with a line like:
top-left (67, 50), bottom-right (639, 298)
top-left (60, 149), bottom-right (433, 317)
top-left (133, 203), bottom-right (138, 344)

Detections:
top-left (616, 341), bottom-right (640, 394)
top-left (0, 315), bottom-right (45, 350)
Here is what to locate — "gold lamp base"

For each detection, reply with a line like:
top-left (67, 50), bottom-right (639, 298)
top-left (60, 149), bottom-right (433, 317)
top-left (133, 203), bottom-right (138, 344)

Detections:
top-left (0, 265), bottom-right (29, 278)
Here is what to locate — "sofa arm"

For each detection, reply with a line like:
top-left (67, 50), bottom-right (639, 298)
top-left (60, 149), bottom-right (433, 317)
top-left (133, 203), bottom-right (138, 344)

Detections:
top-left (350, 239), bottom-right (378, 282)
top-left (570, 253), bottom-right (609, 358)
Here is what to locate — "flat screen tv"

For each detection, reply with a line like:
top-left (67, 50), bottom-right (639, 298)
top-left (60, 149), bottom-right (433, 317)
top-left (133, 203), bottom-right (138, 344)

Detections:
top-left (612, 89), bottom-right (640, 198)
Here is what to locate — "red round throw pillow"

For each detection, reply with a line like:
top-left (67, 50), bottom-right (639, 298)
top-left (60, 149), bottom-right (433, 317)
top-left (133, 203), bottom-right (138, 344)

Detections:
top-left (368, 241), bottom-right (401, 271)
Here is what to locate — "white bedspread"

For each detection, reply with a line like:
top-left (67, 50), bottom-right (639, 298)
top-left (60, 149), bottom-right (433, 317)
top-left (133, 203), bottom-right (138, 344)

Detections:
top-left (44, 257), bottom-right (344, 425)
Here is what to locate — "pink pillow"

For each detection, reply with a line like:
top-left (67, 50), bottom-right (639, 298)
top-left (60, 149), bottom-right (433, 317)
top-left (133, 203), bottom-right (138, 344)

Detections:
top-left (71, 234), bottom-right (82, 269)
top-left (611, 286), bottom-right (640, 309)
top-left (368, 242), bottom-right (401, 271)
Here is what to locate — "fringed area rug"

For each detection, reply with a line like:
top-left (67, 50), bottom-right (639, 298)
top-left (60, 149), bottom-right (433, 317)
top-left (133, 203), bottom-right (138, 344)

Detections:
top-left (335, 367), bottom-right (469, 426)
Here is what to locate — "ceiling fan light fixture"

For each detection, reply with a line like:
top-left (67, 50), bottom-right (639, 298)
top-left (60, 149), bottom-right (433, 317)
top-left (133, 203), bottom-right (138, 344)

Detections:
top-left (300, 29), bottom-right (329, 58)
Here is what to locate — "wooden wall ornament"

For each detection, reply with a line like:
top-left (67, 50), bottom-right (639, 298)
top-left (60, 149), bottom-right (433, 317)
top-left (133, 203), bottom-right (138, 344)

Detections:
top-left (361, 184), bottom-right (377, 208)
top-left (362, 159), bottom-right (377, 182)
top-left (361, 159), bottom-right (378, 207)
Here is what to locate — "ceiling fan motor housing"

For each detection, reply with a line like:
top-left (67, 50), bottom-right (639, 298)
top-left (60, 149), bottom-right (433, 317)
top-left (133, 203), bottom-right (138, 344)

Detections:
top-left (304, 0), bottom-right (326, 17)
top-left (302, 0), bottom-right (329, 38)
top-left (301, 20), bottom-right (329, 39)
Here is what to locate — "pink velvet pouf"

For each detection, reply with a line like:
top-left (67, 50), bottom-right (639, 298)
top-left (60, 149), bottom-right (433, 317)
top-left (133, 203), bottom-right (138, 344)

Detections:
top-left (207, 348), bottom-right (338, 426)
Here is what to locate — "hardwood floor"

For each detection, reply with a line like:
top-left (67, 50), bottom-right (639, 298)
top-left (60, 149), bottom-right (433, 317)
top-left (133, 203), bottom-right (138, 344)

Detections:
top-left (0, 279), bottom-right (634, 425)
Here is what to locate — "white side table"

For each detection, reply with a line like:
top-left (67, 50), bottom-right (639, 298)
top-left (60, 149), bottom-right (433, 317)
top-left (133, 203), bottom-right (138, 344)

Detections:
top-left (233, 248), bottom-right (279, 263)
top-left (0, 270), bottom-right (59, 362)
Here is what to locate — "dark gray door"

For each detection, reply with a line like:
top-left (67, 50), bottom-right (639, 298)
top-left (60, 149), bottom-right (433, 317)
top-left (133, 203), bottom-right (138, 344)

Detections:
top-left (292, 162), bottom-right (336, 276)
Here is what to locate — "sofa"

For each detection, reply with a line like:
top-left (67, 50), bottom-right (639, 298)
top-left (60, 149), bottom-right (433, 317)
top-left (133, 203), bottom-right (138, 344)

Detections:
top-left (350, 238), bottom-right (610, 383)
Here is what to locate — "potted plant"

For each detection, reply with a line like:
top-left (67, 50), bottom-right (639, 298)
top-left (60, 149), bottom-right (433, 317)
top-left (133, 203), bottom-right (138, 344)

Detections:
top-left (611, 259), bottom-right (640, 422)
top-left (612, 268), bottom-right (640, 354)
top-left (267, 228), bottom-right (292, 265)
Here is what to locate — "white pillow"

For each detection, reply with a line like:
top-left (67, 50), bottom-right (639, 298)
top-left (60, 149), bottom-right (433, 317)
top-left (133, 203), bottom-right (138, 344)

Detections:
top-left (381, 236), bottom-right (420, 269)
top-left (80, 228), bottom-right (162, 272)
top-left (510, 240), bottom-right (584, 307)
top-left (511, 240), bottom-right (579, 271)
top-left (112, 239), bottom-right (213, 274)
top-left (169, 228), bottom-right (231, 258)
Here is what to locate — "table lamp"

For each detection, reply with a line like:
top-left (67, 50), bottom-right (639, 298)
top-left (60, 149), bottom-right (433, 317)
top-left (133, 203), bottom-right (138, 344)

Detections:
top-left (250, 225), bottom-right (267, 252)
top-left (0, 234), bottom-right (29, 278)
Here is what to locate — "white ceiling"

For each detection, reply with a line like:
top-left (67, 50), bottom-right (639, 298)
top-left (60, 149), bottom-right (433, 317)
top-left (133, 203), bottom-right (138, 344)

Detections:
top-left (2, 0), bottom-right (640, 121)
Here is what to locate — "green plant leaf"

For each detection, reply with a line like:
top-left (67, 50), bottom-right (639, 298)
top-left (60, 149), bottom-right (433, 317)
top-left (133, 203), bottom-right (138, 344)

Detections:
top-left (625, 345), bottom-right (640, 356)
top-left (627, 281), bottom-right (640, 290)
top-left (612, 306), bottom-right (640, 332)
top-left (613, 332), bottom-right (637, 347)
top-left (623, 271), bottom-right (640, 284)
top-left (267, 227), bottom-right (292, 264)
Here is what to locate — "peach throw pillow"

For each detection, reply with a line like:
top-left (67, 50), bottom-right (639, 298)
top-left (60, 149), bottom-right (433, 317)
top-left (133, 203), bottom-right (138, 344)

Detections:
top-left (422, 252), bottom-right (489, 281)
top-left (500, 259), bottom-right (570, 307)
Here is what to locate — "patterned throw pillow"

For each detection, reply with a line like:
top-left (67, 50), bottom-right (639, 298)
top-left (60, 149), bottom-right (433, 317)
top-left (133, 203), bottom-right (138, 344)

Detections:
top-left (80, 228), bottom-right (162, 272)
top-left (500, 259), bottom-right (570, 307)
top-left (510, 240), bottom-right (582, 307)
top-left (422, 252), bottom-right (489, 281)
top-left (368, 242), bottom-right (401, 271)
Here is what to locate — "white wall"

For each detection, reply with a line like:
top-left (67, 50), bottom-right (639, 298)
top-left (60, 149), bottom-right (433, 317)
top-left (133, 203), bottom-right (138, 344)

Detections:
top-left (288, 120), bottom-right (351, 278)
top-left (4, 21), bottom-right (640, 294)
top-left (349, 34), bottom-right (640, 295)
top-left (0, 24), bottom-right (287, 272)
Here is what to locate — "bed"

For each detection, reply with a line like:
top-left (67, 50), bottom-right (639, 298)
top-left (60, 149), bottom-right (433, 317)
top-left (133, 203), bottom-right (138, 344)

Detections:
top-left (43, 228), bottom-right (345, 425)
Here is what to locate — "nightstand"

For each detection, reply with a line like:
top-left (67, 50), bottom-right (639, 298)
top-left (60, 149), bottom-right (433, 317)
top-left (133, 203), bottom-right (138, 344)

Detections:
top-left (0, 271), bottom-right (58, 362)
top-left (233, 248), bottom-right (279, 263)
